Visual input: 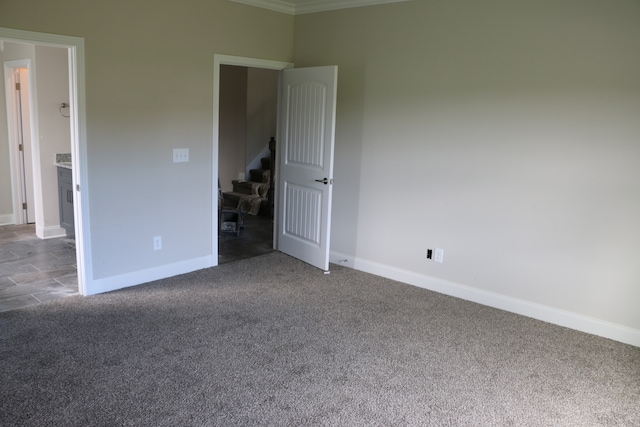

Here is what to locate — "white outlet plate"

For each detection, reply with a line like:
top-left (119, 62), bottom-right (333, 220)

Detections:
top-left (173, 148), bottom-right (189, 163)
top-left (153, 236), bottom-right (162, 251)
top-left (434, 248), bottom-right (444, 263)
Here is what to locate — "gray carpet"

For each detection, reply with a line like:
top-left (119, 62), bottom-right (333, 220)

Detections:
top-left (1, 252), bottom-right (639, 426)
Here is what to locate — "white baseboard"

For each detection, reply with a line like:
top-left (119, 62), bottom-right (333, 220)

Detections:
top-left (37, 225), bottom-right (67, 239)
top-left (330, 251), bottom-right (640, 348)
top-left (85, 256), bottom-right (214, 296)
top-left (0, 213), bottom-right (15, 226)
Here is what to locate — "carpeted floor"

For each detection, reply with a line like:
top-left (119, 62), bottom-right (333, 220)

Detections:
top-left (1, 252), bottom-right (639, 426)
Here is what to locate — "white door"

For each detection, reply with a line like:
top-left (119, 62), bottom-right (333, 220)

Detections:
top-left (277, 66), bottom-right (337, 271)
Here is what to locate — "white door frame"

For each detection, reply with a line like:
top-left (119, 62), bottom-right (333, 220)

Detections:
top-left (212, 54), bottom-right (293, 265)
top-left (0, 27), bottom-right (91, 295)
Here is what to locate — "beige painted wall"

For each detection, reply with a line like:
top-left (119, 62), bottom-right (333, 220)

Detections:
top-left (294, 0), bottom-right (640, 331)
top-left (219, 65), bottom-right (247, 193)
top-left (219, 66), bottom-right (278, 193)
top-left (246, 67), bottom-right (278, 173)
top-left (34, 45), bottom-right (71, 229)
top-left (0, 47), bottom-right (12, 220)
top-left (0, 0), bottom-right (294, 279)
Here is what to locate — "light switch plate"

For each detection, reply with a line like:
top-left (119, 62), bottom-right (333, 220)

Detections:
top-left (173, 148), bottom-right (189, 163)
top-left (434, 248), bottom-right (444, 263)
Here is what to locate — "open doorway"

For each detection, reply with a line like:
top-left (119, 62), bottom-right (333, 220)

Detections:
top-left (213, 56), bottom-right (338, 271)
top-left (212, 55), bottom-right (293, 266)
top-left (3, 46), bottom-right (71, 235)
top-left (1, 42), bottom-right (77, 309)
top-left (217, 65), bottom-right (278, 264)
top-left (1, 27), bottom-right (89, 298)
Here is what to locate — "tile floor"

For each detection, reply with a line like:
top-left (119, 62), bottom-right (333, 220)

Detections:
top-left (218, 213), bottom-right (274, 264)
top-left (0, 214), bottom-right (273, 312)
top-left (0, 224), bottom-right (78, 313)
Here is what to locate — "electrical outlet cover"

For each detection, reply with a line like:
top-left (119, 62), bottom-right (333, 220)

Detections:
top-left (173, 148), bottom-right (189, 163)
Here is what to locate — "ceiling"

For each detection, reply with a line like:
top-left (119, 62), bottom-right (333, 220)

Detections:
top-left (229, 0), bottom-right (411, 15)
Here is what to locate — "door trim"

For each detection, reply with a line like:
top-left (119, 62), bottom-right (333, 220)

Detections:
top-left (0, 27), bottom-right (91, 295)
top-left (212, 54), bottom-right (293, 266)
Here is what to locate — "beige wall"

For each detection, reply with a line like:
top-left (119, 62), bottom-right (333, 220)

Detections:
top-left (0, 47), bottom-right (14, 221)
top-left (246, 67), bottom-right (278, 172)
top-left (294, 0), bottom-right (640, 331)
top-left (34, 45), bottom-right (71, 230)
top-left (0, 0), bottom-right (294, 279)
top-left (219, 65), bottom-right (247, 193)
top-left (219, 66), bottom-right (278, 193)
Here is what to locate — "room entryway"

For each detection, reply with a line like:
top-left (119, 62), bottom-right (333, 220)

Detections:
top-left (214, 56), bottom-right (338, 272)
top-left (217, 63), bottom-right (280, 265)
top-left (1, 27), bottom-right (87, 295)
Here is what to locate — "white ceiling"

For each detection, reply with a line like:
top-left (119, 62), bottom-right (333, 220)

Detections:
top-left (229, 0), bottom-right (411, 15)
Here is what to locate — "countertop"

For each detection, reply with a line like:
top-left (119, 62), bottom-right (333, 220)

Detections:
top-left (55, 162), bottom-right (72, 170)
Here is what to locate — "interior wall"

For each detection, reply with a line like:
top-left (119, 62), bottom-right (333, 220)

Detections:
top-left (293, 0), bottom-right (640, 332)
top-left (34, 45), bottom-right (71, 230)
top-left (246, 67), bottom-right (278, 174)
top-left (219, 65), bottom-right (247, 193)
top-left (219, 66), bottom-right (278, 192)
top-left (0, 45), bottom-right (13, 222)
top-left (0, 0), bottom-right (294, 281)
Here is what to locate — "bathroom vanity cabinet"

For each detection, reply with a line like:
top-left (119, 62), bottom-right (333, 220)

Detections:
top-left (57, 166), bottom-right (74, 235)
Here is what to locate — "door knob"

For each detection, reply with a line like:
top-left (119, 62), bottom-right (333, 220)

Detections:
top-left (315, 178), bottom-right (329, 185)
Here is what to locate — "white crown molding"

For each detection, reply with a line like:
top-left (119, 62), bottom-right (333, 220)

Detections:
top-left (229, 0), bottom-right (411, 15)
top-left (296, 0), bottom-right (411, 15)
top-left (230, 0), bottom-right (295, 15)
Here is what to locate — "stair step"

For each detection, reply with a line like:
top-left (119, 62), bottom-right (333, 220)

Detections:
top-left (261, 157), bottom-right (271, 170)
top-left (249, 168), bottom-right (270, 183)
top-left (231, 180), bottom-right (254, 195)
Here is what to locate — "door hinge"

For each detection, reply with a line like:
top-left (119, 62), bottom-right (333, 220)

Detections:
top-left (19, 144), bottom-right (24, 151)
top-left (15, 82), bottom-right (21, 91)
top-left (22, 203), bottom-right (27, 210)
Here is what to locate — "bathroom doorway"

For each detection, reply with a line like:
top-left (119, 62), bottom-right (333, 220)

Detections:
top-left (1, 27), bottom-right (89, 295)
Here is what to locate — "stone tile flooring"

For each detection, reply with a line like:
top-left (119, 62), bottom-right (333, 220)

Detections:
top-left (218, 213), bottom-right (274, 265)
top-left (0, 224), bottom-right (78, 313)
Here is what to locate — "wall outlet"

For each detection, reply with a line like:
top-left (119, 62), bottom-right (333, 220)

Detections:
top-left (173, 148), bottom-right (189, 163)
top-left (153, 236), bottom-right (162, 251)
top-left (434, 248), bottom-right (444, 263)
